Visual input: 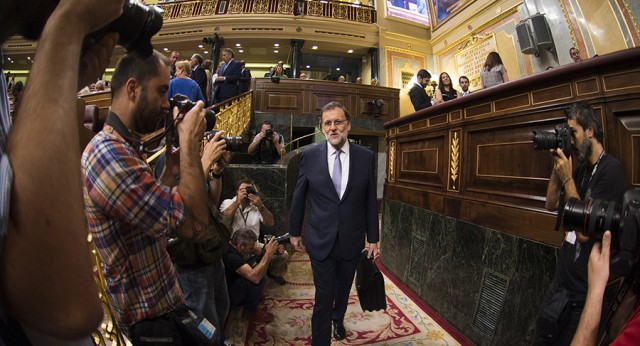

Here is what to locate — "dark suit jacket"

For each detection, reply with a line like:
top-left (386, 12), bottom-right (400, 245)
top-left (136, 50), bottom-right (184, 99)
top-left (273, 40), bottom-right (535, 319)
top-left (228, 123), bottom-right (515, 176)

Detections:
top-left (214, 59), bottom-right (242, 104)
top-left (409, 84), bottom-right (431, 111)
top-left (190, 65), bottom-right (208, 100)
top-left (289, 141), bottom-right (379, 261)
top-left (239, 68), bottom-right (252, 94)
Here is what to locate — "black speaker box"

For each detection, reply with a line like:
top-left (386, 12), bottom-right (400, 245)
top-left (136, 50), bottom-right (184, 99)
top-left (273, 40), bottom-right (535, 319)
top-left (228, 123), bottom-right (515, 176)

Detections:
top-left (516, 20), bottom-right (535, 55)
top-left (530, 14), bottom-right (553, 50)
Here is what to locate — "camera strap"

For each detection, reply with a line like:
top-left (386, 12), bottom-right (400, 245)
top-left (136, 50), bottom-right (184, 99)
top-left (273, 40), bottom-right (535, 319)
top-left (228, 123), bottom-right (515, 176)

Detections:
top-left (105, 111), bottom-right (165, 154)
top-left (555, 188), bottom-right (566, 231)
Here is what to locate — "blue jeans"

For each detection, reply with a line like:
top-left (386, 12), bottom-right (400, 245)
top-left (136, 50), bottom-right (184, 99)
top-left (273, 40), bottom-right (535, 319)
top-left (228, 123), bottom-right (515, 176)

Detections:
top-left (176, 259), bottom-right (230, 344)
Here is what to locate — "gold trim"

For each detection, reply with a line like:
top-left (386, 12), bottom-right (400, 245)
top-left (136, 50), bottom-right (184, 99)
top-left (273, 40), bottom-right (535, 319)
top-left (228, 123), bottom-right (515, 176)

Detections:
top-left (401, 148), bottom-right (439, 174)
top-left (622, 0), bottom-right (640, 38)
top-left (575, 77), bottom-right (601, 96)
top-left (385, 46), bottom-right (426, 56)
top-left (559, 0), bottom-right (579, 48)
top-left (450, 131), bottom-right (460, 190)
top-left (602, 69), bottom-right (640, 92)
top-left (531, 83), bottom-right (574, 105)
top-left (389, 140), bottom-right (396, 182)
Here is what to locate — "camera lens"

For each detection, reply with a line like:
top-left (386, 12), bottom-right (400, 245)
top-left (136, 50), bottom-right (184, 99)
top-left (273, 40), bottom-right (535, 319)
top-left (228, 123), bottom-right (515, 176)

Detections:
top-left (532, 130), bottom-right (558, 150)
top-left (563, 198), bottom-right (621, 239)
top-left (222, 136), bottom-right (243, 152)
top-left (110, 2), bottom-right (164, 57)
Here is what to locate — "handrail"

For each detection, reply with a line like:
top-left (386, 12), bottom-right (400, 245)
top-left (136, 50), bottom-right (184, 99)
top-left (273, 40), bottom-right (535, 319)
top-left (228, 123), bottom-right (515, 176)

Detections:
top-left (285, 131), bottom-right (322, 151)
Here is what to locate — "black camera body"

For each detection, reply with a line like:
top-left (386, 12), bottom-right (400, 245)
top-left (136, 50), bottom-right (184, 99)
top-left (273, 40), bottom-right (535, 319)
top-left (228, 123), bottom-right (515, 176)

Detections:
top-left (274, 233), bottom-right (291, 244)
top-left (563, 189), bottom-right (640, 277)
top-left (265, 129), bottom-right (274, 139)
top-left (245, 186), bottom-right (257, 195)
top-left (532, 123), bottom-right (573, 158)
top-left (85, 1), bottom-right (164, 57)
top-left (166, 94), bottom-right (216, 148)
top-left (205, 131), bottom-right (243, 152)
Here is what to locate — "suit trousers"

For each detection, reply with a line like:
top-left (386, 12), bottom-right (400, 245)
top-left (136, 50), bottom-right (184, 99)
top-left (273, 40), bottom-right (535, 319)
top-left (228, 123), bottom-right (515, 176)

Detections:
top-left (309, 235), bottom-right (360, 346)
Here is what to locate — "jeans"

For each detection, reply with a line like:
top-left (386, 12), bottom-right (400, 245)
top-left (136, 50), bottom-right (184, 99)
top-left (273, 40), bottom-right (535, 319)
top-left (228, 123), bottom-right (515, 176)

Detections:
top-left (176, 259), bottom-right (229, 344)
top-left (228, 276), bottom-right (266, 312)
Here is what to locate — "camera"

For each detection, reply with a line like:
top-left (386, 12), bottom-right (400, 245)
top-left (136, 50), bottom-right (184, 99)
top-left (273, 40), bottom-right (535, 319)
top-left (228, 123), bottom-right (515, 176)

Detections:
top-left (245, 186), bottom-right (257, 195)
top-left (563, 189), bottom-right (640, 276)
top-left (532, 123), bottom-right (573, 158)
top-left (265, 129), bottom-right (274, 139)
top-left (205, 131), bottom-right (243, 152)
top-left (274, 233), bottom-right (291, 244)
top-left (85, 1), bottom-right (164, 57)
top-left (166, 94), bottom-right (216, 148)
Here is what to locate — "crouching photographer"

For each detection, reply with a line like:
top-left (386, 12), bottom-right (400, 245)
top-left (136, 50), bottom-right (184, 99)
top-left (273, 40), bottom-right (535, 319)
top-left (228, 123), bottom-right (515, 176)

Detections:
top-left (82, 51), bottom-right (217, 344)
top-left (569, 189), bottom-right (640, 345)
top-left (533, 101), bottom-right (626, 345)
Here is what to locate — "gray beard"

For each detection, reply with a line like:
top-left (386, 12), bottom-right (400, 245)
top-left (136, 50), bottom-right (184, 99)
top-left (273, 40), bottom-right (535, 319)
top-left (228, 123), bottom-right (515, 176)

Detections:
top-left (576, 138), bottom-right (592, 163)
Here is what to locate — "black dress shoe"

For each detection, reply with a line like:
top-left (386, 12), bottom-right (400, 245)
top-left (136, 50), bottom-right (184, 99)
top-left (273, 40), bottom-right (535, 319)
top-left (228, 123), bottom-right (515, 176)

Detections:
top-left (332, 320), bottom-right (346, 340)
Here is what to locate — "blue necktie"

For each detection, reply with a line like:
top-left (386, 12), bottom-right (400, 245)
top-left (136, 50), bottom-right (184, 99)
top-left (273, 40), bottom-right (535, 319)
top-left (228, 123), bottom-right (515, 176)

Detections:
top-left (219, 63), bottom-right (227, 75)
top-left (332, 150), bottom-right (342, 196)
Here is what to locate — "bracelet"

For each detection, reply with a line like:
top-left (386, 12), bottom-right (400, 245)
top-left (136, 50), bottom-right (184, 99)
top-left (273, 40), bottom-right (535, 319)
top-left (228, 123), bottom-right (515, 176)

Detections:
top-left (562, 176), bottom-right (572, 187)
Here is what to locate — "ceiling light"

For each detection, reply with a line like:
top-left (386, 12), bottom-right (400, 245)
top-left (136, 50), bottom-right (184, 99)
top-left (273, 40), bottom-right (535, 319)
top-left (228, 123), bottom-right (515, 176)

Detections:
top-left (198, 44), bottom-right (204, 48)
top-left (204, 51), bottom-right (209, 54)
top-left (306, 65), bottom-right (310, 68)
top-left (347, 49), bottom-right (354, 53)
top-left (163, 47), bottom-right (169, 51)
top-left (336, 67), bottom-right (341, 71)
top-left (238, 49), bottom-right (244, 53)
top-left (311, 45), bottom-right (318, 50)
top-left (27, 57), bottom-right (31, 60)
top-left (274, 50), bottom-right (279, 53)
top-left (274, 43), bottom-right (280, 47)
top-left (236, 43), bottom-right (241, 47)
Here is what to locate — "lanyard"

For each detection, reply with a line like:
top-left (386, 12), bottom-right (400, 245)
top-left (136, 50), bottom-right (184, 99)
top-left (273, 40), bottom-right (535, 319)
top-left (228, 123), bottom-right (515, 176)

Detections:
top-left (580, 150), bottom-right (605, 199)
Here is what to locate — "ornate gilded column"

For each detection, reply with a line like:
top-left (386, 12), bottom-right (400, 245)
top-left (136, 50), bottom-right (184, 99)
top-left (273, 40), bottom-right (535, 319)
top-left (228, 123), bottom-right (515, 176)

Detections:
top-left (291, 39), bottom-right (304, 78)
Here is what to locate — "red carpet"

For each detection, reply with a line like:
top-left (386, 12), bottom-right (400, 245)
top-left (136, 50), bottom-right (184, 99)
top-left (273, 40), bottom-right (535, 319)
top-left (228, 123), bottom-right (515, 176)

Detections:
top-left (224, 251), bottom-right (472, 345)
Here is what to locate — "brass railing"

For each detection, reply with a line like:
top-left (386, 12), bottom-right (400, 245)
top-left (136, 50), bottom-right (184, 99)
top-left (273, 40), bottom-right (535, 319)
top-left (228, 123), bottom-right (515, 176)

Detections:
top-left (285, 130), bottom-right (322, 151)
top-left (157, 0), bottom-right (376, 24)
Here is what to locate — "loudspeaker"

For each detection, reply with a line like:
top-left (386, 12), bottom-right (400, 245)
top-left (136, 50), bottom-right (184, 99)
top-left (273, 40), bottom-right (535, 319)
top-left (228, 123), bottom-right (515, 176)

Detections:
top-left (530, 14), bottom-right (553, 51)
top-left (516, 20), bottom-right (535, 55)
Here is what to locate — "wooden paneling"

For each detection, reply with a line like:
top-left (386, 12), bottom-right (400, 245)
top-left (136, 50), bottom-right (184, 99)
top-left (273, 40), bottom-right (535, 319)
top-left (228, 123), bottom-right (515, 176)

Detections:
top-left (384, 47), bottom-right (640, 246)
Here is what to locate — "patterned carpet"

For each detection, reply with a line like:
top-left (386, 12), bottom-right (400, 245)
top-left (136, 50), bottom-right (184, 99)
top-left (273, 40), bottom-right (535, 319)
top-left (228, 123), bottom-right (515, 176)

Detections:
top-left (224, 251), bottom-right (468, 345)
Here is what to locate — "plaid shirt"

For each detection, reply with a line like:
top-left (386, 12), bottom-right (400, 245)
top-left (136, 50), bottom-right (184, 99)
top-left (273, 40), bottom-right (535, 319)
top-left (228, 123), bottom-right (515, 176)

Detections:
top-left (82, 124), bottom-right (185, 327)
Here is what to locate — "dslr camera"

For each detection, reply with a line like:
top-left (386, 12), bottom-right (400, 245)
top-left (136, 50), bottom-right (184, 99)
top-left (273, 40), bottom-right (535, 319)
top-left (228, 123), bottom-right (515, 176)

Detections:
top-left (532, 123), bottom-right (573, 158)
top-left (563, 189), bottom-right (640, 276)
top-left (265, 128), bottom-right (274, 139)
top-left (85, 1), bottom-right (164, 57)
top-left (166, 94), bottom-right (216, 148)
top-left (274, 233), bottom-right (291, 244)
top-left (245, 185), bottom-right (257, 195)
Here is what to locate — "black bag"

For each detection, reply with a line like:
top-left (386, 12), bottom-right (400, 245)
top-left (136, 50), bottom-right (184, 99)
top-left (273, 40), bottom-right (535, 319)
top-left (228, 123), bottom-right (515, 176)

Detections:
top-left (129, 304), bottom-right (216, 345)
top-left (355, 251), bottom-right (387, 312)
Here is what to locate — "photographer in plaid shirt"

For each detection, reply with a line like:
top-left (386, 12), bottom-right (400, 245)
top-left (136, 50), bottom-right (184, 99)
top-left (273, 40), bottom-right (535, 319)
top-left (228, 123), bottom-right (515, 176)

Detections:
top-left (81, 51), bottom-right (215, 343)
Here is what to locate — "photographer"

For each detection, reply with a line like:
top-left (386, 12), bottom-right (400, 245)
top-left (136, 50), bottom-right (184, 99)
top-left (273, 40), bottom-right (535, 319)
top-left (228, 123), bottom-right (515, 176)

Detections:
top-left (220, 180), bottom-right (289, 285)
top-left (571, 231), bottom-right (640, 345)
top-left (0, 0), bottom-right (125, 343)
top-left (82, 51), bottom-right (214, 344)
top-left (154, 131), bottom-right (232, 346)
top-left (534, 101), bottom-right (626, 345)
top-left (247, 121), bottom-right (285, 164)
top-left (224, 228), bottom-right (279, 323)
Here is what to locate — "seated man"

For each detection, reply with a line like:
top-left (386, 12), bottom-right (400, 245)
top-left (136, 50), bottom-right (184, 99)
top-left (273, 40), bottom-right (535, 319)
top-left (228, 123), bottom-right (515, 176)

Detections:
top-left (247, 120), bottom-right (285, 164)
top-left (224, 228), bottom-right (279, 323)
top-left (220, 180), bottom-right (289, 285)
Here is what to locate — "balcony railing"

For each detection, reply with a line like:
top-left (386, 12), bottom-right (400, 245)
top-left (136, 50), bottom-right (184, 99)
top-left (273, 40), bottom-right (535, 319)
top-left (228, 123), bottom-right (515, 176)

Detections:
top-left (157, 0), bottom-right (376, 24)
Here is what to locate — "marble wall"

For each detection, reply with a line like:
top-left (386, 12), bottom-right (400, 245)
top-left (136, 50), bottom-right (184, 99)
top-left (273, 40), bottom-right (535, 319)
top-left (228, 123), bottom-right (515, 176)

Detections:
top-left (381, 199), bottom-right (558, 345)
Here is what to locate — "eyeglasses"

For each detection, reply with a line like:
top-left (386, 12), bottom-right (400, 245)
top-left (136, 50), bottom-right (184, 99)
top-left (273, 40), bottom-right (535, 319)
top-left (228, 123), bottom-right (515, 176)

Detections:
top-left (322, 119), bottom-right (348, 128)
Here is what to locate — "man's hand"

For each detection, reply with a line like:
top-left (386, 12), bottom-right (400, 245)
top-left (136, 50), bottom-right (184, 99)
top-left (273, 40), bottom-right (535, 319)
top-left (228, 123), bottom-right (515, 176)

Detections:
top-left (552, 148), bottom-right (573, 185)
top-left (176, 101), bottom-right (206, 152)
top-left (290, 236), bottom-right (305, 252)
top-left (588, 231), bottom-right (611, 294)
top-left (201, 130), bottom-right (226, 172)
top-left (247, 193), bottom-right (264, 209)
top-left (78, 33), bottom-right (119, 90)
top-left (366, 243), bottom-right (379, 259)
top-left (264, 238), bottom-right (279, 260)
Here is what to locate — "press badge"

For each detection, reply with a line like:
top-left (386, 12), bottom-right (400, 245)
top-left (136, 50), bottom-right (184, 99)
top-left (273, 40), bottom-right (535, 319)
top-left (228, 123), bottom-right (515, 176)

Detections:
top-left (565, 231), bottom-right (577, 245)
top-left (198, 319), bottom-right (215, 340)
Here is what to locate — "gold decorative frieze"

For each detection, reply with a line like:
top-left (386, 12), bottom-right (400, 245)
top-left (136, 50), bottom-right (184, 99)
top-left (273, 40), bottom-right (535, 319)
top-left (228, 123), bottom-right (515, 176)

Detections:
top-left (228, 0), bottom-right (244, 14)
top-left (356, 7), bottom-right (372, 23)
top-left (307, 1), bottom-right (324, 16)
top-left (253, 0), bottom-right (269, 13)
top-left (332, 4), bottom-right (348, 20)
top-left (389, 140), bottom-right (396, 182)
top-left (278, 0), bottom-right (294, 14)
top-left (180, 3), bottom-right (195, 17)
top-left (449, 130), bottom-right (460, 191)
top-left (559, 0), bottom-right (579, 49)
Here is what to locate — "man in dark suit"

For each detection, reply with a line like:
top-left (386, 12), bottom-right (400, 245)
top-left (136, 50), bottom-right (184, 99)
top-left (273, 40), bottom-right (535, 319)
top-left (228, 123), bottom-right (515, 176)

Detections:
top-left (289, 101), bottom-right (379, 345)
top-left (409, 69), bottom-right (432, 111)
top-left (213, 48), bottom-right (242, 104)
top-left (189, 53), bottom-right (208, 100)
top-left (239, 60), bottom-right (252, 94)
